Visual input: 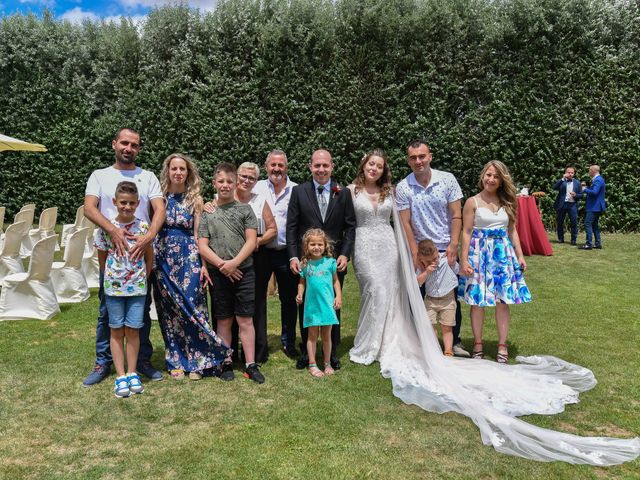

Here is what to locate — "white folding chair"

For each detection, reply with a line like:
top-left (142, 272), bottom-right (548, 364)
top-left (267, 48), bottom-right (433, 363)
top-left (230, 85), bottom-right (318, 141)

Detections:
top-left (20, 203), bottom-right (36, 212)
top-left (51, 227), bottom-right (90, 304)
top-left (0, 222), bottom-right (27, 284)
top-left (61, 206), bottom-right (85, 248)
top-left (0, 235), bottom-right (60, 321)
top-left (81, 221), bottom-right (100, 289)
top-left (25, 207), bottom-right (59, 256)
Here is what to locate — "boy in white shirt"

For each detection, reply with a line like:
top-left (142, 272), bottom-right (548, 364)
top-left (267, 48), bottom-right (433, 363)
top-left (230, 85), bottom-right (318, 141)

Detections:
top-left (416, 239), bottom-right (459, 357)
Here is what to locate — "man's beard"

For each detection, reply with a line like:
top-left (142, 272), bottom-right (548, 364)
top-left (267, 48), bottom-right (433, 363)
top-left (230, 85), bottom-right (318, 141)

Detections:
top-left (118, 153), bottom-right (135, 164)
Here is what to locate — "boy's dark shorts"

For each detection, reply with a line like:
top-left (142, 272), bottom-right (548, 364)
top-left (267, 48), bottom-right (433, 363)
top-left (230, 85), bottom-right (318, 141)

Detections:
top-left (210, 266), bottom-right (255, 320)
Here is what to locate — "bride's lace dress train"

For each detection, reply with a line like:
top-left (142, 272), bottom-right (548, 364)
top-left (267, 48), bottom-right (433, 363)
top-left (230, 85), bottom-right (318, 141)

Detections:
top-left (350, 199), bottom-right (639, 465)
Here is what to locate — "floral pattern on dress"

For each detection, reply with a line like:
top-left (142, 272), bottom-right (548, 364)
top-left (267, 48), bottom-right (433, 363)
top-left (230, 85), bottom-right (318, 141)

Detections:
top-left (458, 228), bottom-right (532, 306)
top-left (153, 193), bottom-right (231, 373)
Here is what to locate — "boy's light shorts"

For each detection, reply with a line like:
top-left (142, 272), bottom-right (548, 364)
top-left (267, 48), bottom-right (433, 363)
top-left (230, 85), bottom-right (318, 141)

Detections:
top-left (106, 295), bottom-right (145, 329)
top-left (425, 290), bottom-right (456, 327)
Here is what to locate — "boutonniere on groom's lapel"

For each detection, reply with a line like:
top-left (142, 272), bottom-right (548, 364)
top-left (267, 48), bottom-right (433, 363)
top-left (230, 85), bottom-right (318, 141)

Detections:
top-left (331, 184), bottom-right (342, 198)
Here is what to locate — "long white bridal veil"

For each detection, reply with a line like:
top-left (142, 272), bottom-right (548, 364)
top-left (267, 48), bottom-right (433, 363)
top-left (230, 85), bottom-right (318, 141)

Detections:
top-left (378, 208), bottom-right (640, 465)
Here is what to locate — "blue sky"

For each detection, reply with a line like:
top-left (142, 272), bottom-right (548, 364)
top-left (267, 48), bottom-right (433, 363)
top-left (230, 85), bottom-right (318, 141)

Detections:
top-left (0, 1), bottom-right (217, 23)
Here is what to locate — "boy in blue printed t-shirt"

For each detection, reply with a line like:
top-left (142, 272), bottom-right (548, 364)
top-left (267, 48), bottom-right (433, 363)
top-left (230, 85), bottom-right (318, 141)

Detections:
top-left (95, 181), bottom-right (153, 398)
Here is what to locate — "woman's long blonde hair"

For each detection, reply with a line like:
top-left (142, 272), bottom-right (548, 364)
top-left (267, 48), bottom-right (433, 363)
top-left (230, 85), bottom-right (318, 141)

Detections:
top-left (301, 228), bottom-right (334, 261)
top-left (352, 148), bottom-right (393, 202)
top-left (478, 160), bottom-right (517, 225)
top-left (159, 153), bottom-right (203, 212)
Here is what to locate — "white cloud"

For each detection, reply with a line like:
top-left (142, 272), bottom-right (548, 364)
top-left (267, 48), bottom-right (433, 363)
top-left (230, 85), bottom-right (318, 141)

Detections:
top-left (59, 7), bottom-right (99, 23)
top-left (19, 0), bottom-right (55, 6)
top-left (117, 0), bottom-right (218, 12)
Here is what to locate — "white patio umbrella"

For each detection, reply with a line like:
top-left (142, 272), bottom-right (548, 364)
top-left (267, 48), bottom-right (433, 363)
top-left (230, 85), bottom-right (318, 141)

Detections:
top-left (0, 134), bottom-right (47, 152)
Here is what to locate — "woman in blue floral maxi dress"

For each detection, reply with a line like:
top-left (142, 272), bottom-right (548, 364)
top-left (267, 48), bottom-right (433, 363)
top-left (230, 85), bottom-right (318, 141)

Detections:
top-left (153, 154), bottom-right (231, 379)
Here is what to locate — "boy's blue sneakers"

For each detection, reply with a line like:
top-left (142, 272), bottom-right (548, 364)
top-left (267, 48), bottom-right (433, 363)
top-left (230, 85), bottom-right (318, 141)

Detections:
top-left (114, 376), bottom-right (130, 398)
top-left (127, 373), bottom-right (144, 394)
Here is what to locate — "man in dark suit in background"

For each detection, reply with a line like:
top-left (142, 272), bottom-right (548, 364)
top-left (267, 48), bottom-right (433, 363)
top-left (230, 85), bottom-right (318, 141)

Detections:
top-left (579, 165), bottom-right (606, 250)
top-left (286, 149), bottom-right (356, 370)
top-left (552, 166), bottom-right (583, 245)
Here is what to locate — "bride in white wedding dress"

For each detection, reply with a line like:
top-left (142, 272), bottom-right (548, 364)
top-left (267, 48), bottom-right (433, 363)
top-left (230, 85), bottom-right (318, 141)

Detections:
top-left (348, 149), bottom-right (639, 465)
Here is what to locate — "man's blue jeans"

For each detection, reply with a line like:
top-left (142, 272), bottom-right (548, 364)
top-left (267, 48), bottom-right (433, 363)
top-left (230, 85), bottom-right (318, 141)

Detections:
top-left (584, 211), bottom-right (602, 247)
top-left (95, 270), bottom-right (154, 367)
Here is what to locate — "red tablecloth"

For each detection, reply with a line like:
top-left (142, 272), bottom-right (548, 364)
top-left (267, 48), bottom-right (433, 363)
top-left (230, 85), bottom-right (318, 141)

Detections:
top-left (516, 196), bottom-right (553, 256)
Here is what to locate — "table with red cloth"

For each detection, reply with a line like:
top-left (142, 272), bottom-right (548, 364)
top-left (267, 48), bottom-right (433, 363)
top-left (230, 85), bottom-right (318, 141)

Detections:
top-left (516, 196), bottom-right (553, 256)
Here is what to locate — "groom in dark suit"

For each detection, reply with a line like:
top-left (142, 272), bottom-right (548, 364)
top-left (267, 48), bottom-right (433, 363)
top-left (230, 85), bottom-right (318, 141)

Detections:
top-left (286, 149), bottom-right (356, 370)
top-left (552, 166), bottom-right (583, 245)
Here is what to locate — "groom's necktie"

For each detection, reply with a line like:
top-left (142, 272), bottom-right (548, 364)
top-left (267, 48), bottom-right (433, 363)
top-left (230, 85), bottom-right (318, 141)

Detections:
top-left (317, 185), bottom-right (328, 221)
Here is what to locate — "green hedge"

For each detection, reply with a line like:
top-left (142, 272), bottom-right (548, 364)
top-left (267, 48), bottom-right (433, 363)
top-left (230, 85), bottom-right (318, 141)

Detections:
top-left (1, 0), bottom-right (639, 230)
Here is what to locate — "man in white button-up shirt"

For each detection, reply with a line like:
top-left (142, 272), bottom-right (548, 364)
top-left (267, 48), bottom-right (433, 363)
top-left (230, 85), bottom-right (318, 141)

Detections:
top-left (395, 139), bottom-right (470, 357)
top-left (252, 150), bottom-right (299, 359)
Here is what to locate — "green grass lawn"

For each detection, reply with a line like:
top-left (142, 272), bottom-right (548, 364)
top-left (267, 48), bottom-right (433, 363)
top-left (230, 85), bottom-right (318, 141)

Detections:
top-left (1, 233), bottom-right (639, 479)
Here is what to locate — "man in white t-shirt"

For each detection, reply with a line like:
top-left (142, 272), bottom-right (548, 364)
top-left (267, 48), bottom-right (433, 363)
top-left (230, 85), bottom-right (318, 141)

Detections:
top-left (82, 127), bottom-right (166, 386)
top-left (395, 139), bottom-right (470, 357)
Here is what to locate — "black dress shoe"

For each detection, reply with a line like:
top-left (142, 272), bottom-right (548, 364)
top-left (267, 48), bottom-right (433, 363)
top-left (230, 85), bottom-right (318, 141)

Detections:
top-left (284, 344), bottom-right (299, 359)
top-left (296, 354), bottom-right (308, 370)
top-left (594, 245), bottom-right (602, 249)
top-left (557, 240), bottom-right (564, 244)
top-left (578, 245), bottom-right (592, 250)
top-left (330, 354), bottom-right (341, 370)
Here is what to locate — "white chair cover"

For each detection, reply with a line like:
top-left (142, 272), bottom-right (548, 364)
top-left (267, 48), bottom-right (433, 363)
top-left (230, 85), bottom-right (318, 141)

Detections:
top-left (0, 235), bottom-right (60, 321)
top-left (0, 222), bottom-right (27, 284)
top-left (25, 207), bottom-right (59, 257)
top-left (149, 295), bottom-right (159, 320)
top-left (13, 208), bottom-right (34, 227)
top-left (0, 206), bottom-right (5, 236)
top-left (61, 206), bottom-right (85, 248)
top-left (81, 220), bottom-right (100, 289)
top-left (15, 208), bottom-right (35, 258)
top-left (51, 227), bottom-right (90, 304)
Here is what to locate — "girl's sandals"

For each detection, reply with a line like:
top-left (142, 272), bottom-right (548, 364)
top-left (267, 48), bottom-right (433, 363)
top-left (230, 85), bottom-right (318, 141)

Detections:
top-left (496, 344), bottom-right (509, 364)
top-left (444, 350), bottom-right (454, 357)
top-left (472, 342), bottom-right (484, 359)
top-left (323, 363), bottom-right (335, 376)
top-left (308, 363), bottom-right (324, 378)
top-left (170, 369), bottom-right (185, 380)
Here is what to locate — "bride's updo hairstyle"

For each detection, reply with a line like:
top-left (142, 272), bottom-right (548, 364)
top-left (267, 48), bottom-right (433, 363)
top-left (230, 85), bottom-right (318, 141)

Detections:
top-left (159, 153), bottom-right (203, 212)
top-left (352, 148), bottom-right (393, 202)
top-left (478, 160), bottom-right (518, 225)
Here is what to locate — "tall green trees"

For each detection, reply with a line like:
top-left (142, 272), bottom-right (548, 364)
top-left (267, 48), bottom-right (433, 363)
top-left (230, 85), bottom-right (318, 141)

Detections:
top-left (1, 0), bottom-right (638, 230)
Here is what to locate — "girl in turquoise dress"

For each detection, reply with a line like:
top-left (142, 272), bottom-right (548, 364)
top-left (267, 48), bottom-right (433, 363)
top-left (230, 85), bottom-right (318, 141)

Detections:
top-left (295, 228), bottom-right (342, 377)
top-left (459, 160), bottom-right (531, 364)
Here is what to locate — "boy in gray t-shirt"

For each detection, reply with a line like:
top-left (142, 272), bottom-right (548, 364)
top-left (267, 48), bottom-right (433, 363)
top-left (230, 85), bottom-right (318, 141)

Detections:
top-left (197, 162), bottom-right (264, 384)
top-left (198, 201), bottom-right (257, 269)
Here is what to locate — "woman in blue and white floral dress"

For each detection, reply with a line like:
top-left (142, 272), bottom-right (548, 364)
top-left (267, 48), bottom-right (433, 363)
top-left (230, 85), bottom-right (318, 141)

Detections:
top-left (459, 160), bottom-right (531, 363)
top-left (154, 154), bottom-right (231, 380)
